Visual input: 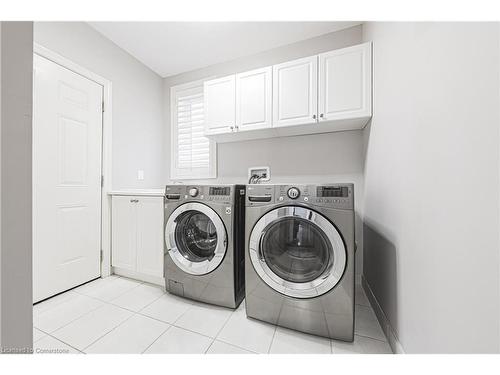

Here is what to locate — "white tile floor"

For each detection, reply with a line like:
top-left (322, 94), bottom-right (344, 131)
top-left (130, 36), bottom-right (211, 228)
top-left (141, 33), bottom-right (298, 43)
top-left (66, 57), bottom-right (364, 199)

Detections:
top-left (33, 276), bottom-right (393, 354)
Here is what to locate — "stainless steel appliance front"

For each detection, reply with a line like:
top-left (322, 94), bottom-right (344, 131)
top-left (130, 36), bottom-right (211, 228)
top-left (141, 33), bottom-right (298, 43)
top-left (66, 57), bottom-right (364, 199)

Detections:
top-left (164, 184), bottom-right (245, 309)
top-left (245, 183), bottom-right (355, 341)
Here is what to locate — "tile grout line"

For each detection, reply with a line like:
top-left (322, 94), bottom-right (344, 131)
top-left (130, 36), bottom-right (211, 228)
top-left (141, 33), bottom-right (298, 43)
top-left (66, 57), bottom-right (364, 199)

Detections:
top-left (210, 339), bottom-right (258, 354)
top-left (141, 325), bottom-right (173, 354)
top-left (79, 280), bottom-right (144, 304)
top-left (107, 290), bottom-right (166, 314)
top-left (213, 337), bottom-right (259, 354)
top-left (136, 311), bottom-right (176, 325)
top-left (170, 322), bottom-right (224, 341)
top-left (80, 307), bottom-right (138, 352)
top-left (212, 306), bottom-right (236, 338)
top-left (204, 339), bottom-right (217, 354)
top-left (204, 306), bottom-right (236, 354)
top-left (35, 299), bottom-right (105, 335)
top-left (267, 324), bottom-right (279, 354)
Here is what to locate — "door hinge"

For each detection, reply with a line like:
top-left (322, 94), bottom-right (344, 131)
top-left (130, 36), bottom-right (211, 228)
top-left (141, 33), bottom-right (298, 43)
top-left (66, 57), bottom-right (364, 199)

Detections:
top-left (102, 101), bottom-right (105, 113)
top-left (101, 175), bottom-right (104, 187)
top-left (100, 250), bottom-right (104, 262)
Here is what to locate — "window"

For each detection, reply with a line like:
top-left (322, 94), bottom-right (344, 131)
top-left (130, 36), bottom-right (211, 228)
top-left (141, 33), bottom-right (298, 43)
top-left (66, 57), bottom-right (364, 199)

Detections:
top-left (170, 81), bottom-right (216, 179)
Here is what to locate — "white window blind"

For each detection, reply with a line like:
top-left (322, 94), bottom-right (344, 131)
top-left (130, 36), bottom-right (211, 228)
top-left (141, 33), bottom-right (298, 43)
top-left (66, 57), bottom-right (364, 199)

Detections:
top-left (171, 82), bottom-right (216, 179)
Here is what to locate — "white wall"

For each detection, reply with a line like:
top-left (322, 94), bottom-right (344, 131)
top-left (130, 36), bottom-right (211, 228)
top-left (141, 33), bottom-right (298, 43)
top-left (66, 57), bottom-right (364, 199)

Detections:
top-left (34, 22), bottom-right (164, 190)
top-left (0, 21), bottom-right (33, 352)
top-left (362, 22), bottom-right (500, 353)
top-left (163, 25), bottom-right (366, 278)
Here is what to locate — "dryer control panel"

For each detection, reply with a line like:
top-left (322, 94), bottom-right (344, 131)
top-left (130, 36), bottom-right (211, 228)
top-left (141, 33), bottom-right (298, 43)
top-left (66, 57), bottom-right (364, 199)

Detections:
top-left (246, 184), bottom-right (354, 210)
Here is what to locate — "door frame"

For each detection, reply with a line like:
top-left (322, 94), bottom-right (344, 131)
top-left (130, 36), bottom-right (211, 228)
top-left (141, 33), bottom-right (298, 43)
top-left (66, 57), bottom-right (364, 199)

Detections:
top-left (33, 43), bottom-right (113, 278)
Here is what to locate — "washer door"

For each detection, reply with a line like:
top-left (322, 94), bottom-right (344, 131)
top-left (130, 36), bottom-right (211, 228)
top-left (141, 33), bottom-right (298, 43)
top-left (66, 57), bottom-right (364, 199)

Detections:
top-left (165, 202), bottom-right (227, 275)
top-left (249, 206), bottom-right (346, 298)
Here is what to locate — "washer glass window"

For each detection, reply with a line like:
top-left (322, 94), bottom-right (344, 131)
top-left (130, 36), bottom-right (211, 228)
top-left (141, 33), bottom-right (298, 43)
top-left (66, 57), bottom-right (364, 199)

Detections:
top-left (249, 206), bottom-right (347, 298)
top-left (174, 210), bottom-right (217, 262)
top-left (165, 202), bottom-right (227, 276)
top-left (261, 217), bottom-right (331, 283)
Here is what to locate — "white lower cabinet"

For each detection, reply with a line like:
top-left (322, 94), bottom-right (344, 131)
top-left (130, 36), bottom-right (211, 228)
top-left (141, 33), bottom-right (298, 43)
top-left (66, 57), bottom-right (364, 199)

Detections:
top-left (111, 195), bottom-right (164, 284)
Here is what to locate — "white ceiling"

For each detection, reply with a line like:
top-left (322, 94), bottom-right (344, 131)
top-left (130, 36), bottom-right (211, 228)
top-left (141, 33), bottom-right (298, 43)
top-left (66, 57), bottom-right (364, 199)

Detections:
top-left (88, 22), bottom-right (360, 77)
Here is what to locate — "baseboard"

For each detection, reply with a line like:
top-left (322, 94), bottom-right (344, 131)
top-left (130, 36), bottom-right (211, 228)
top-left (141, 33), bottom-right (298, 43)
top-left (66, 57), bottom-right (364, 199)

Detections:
top-left (113, 267), bottom-right (165, 287)
top-left (361, 275), bottom-right (405, 354)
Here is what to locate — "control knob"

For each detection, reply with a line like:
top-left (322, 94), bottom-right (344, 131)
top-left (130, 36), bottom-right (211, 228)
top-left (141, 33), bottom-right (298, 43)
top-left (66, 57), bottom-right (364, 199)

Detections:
top-left (188, 187), bottom-right (199, 197)
top-left (287, 187), bottom-right (300, 199)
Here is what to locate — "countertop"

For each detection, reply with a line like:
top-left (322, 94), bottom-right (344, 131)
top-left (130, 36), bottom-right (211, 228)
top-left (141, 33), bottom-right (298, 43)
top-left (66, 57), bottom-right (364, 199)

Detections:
top-left (108, 189), bottom-right (165, 197)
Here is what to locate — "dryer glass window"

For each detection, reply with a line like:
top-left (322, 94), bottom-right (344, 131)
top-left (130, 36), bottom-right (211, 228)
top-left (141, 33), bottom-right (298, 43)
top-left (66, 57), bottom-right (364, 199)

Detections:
top-left (260, 217), bottom-right (332, 283)
top-left (175, 210), bottom-right (218, 262)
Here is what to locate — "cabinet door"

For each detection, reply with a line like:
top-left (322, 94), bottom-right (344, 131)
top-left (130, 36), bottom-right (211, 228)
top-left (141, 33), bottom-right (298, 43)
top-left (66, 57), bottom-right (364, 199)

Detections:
top-left (318, 42), bottom-right (372, 121)
top-left (236, 66), bottom-right (272, 131)
top-left (136, 197), bottom-right (164, 278)
top-left (111, 196), bottom-right (137, 271)
top-left (204, 75), bottom-right (236, 135)
top-left (272, 56), bottom-right (318, 127)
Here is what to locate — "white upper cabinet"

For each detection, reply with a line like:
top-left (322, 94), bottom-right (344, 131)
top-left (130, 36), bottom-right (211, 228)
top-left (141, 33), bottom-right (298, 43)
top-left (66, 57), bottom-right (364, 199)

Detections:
top-left (204, 75), bottom-right (236, 135)
top-left (236, 66), bottom-right (272, 131)
top-left (272, 55), bottom-right (318, 128)
top-left (318, 42), bottom-right (372, 122)
top-left (202, 42), bottom-right (372, 142)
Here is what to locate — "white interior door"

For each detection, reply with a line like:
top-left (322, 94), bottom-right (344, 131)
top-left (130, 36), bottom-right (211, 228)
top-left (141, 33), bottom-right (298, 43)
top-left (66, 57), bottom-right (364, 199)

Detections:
top-left (33, 54), bottom-right (103, 303)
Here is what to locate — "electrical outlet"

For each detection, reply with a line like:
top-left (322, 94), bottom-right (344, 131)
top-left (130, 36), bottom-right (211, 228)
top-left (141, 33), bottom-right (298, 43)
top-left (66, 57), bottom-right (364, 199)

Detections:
top-left (137, 170), bottom-right (144, 181)
top-left (248, 166), bottom-right (270, 182)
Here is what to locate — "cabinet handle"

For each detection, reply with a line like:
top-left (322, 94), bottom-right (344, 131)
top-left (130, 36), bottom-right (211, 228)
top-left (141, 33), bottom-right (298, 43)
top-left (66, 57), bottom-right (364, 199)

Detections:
top-left (130, 199), bottom-right (139, 203)
top-left (230, 126), bottom-right (234, 131)
top-left (312, 114), bottom-right (317, 120)
top-left (320, 113), bottom-right (324, 119)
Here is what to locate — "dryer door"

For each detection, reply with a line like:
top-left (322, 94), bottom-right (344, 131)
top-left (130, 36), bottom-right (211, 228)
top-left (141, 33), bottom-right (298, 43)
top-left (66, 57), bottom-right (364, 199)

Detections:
top-left (249, 206), bottom-right (346, 298)
top-left (165, 202), bottom-right (227, 275)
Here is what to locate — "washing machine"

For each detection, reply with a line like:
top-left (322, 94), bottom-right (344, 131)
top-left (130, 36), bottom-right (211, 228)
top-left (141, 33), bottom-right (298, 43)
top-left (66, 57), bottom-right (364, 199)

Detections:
top-left (164, 184), bottom-right (245, 309)
top-left (245, 184), bottom-right (355, 341)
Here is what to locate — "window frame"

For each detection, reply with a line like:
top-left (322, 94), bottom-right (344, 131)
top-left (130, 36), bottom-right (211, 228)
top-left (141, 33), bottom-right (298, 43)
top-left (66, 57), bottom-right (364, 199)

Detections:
top-left (170, 79), bottom-right (216, 180)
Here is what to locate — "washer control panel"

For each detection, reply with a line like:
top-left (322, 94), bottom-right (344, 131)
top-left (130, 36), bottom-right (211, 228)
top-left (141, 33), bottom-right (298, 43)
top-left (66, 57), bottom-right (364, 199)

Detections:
top-left (165, 185), bottom-right (239, 205)
top-left (246, 184), bottom-right (354, 210)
